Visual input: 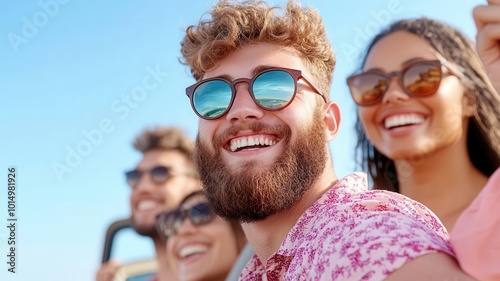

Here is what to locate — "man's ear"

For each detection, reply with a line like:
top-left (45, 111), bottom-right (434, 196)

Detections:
top-left (462, 92), bottom-right (476, 117)
top-left (323, 101), bottom-right (341, 141)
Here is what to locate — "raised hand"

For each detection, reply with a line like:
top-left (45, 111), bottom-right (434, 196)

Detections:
top-left (473, 0), bottom-right (500, 91)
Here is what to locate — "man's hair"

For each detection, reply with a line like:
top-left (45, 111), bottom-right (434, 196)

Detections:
top-left (354, 17), bottom-right (500, 192)
top-left (133, 126), bottom-right (198, 177)
top-left (180, 0), bottom-right (335, 100)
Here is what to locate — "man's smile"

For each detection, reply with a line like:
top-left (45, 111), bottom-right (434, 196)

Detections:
top-left (228, 134), bottom-right (279, 152)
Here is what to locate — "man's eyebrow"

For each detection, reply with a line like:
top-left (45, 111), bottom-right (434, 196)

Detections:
top-left (208, 73), bottom-right (233, 81)
top-left (252, 65), bottom-right (277, 76)
top-left (206, 65), bottom-right (278, 81)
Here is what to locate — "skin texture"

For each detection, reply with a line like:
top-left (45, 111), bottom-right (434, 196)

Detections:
top-left (195, 42), bottom-right (341, 261)
top-left (166, 194), bottom-right (241, 281)
top-left (358, 31), bottom-right (486, 230)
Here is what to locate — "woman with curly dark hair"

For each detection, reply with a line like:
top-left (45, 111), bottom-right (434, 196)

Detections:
top-left (347, 3), bottom-right (500, 279)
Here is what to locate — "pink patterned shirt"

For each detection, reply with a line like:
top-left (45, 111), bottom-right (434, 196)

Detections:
top-left (240, 173), bottom-right (453, 281)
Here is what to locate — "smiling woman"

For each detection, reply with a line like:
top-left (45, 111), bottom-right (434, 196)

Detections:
top-left (348, 17), bottom-right (500, 230)
top-left (156, 190), bottom-right (247, 281)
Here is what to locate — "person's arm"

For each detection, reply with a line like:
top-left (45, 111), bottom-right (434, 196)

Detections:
top-left (384, 253), bottom-right (476, 281)
top-left (473, 0), bottom-right (500, 92)
top-left (318, 194), bottom-right (472, 281)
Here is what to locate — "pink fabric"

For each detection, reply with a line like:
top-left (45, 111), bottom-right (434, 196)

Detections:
top-left (451, 167), bottom-right (500, 281)
top-left (240, 173), bottom-right (454, 281)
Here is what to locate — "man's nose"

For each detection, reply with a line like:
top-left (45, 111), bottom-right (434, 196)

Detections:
top-left (134, 173), bottom-right (155, 192)
top-left (225, 81), bottom-right (265, 123)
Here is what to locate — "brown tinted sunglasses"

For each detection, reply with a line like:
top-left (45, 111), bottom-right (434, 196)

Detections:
top-left (347, 59), bottom-right (463, 106)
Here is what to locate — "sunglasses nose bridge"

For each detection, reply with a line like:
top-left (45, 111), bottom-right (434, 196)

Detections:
top-left (381, 70), bottom-right (410, 104)
top-left (232, 77), bottom-right (250, 87)
top-left (175, 210), bottom-right (198, 235)
top-left (232, 78), bottom-right (252, 97)
top-left (225, 77), bottom-right (265, 122)
top-left (132, 171), bottom-right (157, 191)
top-left (385, 71), bottom-right (401, 85)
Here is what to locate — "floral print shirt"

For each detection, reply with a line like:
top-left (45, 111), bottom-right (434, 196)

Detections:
top-left (240, 173), bottom-right (453, 281)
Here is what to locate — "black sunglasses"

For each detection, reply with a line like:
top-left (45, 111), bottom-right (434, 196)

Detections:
top-left (186, 67), bottom-right (326, 120)
top-left (125, 165), bottom-right (178, 188)
top-left (347, 59), bottom-right (462, 106)
top-left (155, 202), bottom-right (215, 239)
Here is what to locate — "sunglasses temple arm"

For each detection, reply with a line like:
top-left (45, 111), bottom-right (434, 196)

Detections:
top-left (302, 77), bottom-right (327, 103)
top-left (441, 60), bottom-right (465, 79)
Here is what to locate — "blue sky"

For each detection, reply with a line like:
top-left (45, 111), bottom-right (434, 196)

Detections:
top-left (0, 1), bottom-right (485, 280)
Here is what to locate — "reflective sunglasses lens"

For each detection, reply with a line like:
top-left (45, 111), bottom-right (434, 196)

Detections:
top-left (193, 80), bottom-right (233, 119)
top-left (253, 70), bottom-right (295, 110)
top-left (404, 63), bottom-right (441, 96)
top-left (150, 166), bottom-right (169, 183)
top-left (125, 170), bottom-right (141, 186)
top-left (349, 73), bottom-right (386, 105)
top-left (190, 202), bottom-right (213, 225)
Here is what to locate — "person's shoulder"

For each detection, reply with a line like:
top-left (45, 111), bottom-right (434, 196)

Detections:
top-left (326, 173), bottom-right (440, 221)
top-left (315, 172), bottom-right (447, 237)
top-left (316, 176), bottom-right (453, 257)
top-left (312, 181), bottom-right (451, 251)
top-left (298, 208), bottom-right (454, 280)
top-left (451, 167), bottom-right (500, 281)
top-left (287, 173), bottom-right (454, 280)
top-left (363, 189), bottom-right (449, 238)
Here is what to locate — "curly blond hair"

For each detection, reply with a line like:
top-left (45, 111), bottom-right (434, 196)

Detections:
top-left (180, 0), bottom-right (335, 100)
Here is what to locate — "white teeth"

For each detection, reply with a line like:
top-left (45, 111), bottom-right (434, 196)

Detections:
top-left (179, 245), bottom-right (208, 259)
top-left (137, 200), bottom-right (158, 211)
top-left (241, 138), bottom-right (248, 147)
top-left (229, 136), bottom-right (276, 152)
top-left (385, 114), bottom-right (425, 129)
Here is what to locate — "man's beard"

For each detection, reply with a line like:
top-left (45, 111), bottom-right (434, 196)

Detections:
top-left (131, 217), bottom-right (159, 238)
top-left (195, 108), bottom-right (328, 222)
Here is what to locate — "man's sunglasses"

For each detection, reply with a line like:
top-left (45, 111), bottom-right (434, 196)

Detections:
top-left (155, 202), bottom-right (215, 239)
top-left (186, 67), bottom-right (326, 120)
top-left (125, 166), bottom-right (178, 188)
top-left (346, 59), bottom-right (463, 106)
